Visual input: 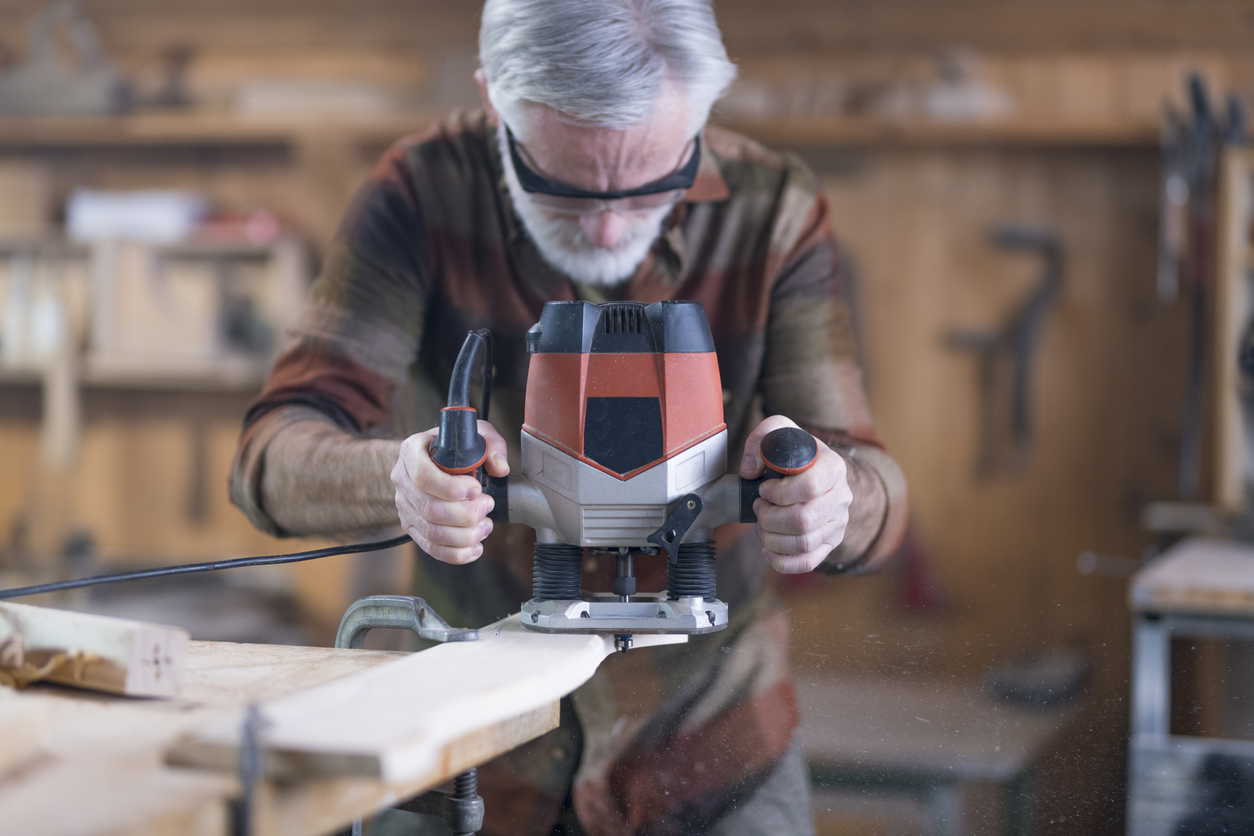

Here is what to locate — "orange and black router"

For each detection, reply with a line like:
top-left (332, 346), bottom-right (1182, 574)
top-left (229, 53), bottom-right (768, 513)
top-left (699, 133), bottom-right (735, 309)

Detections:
top-left (430, 300), bottom-right (818, 652)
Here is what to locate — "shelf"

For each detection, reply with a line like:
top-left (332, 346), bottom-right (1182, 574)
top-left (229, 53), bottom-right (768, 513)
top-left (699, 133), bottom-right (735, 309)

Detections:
top-left (0, 358), bottom-right (265, 392)
top-left (718, 114), bottom-right (1162, 148)
top-left (0, 110), bottom-right (443, 148)
top-left (0, 109), bottom-right (1164, 151)
top-left (0, 238), bottom-right (288, 257)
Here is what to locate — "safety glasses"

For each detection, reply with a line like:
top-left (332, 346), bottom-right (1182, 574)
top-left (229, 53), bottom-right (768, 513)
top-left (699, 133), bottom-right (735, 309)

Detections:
top-left (505, 124), bottom-right (700, 217)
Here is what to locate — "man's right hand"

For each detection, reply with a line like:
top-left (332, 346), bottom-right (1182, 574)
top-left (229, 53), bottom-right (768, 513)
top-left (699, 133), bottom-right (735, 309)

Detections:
top-left (391, 420), bottom-right (511, 564)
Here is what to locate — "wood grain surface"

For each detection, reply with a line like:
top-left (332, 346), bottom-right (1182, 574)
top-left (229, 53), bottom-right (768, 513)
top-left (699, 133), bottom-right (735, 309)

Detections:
top-left (0, 626), bottom-right (680, 835)
top-left (168, 615), bottom-right (685, 784)
top-left (0, 601), bottom-right (188, 697)
top-left (1130, 538), bottom-right (1254, 616)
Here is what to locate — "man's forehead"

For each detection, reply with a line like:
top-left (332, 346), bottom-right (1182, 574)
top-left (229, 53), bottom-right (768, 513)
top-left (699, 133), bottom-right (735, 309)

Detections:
top-left (516, 83), bottom-right (692, 158)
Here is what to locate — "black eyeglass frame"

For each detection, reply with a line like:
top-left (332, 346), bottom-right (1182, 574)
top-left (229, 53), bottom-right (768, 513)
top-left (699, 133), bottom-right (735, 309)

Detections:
top-left (505, 124), bottom-right (702, 201)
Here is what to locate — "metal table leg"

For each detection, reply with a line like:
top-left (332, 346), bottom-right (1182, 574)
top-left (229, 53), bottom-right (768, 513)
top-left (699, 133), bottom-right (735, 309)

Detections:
top-left (925, 782), bottom-right (965, 836)
top-left (1131, 614), bottom-right (1171, 740)
top-left (1005, 766), bottom-right (1035, 836)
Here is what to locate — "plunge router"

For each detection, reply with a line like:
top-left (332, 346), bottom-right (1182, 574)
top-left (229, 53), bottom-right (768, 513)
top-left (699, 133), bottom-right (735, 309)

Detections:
top-left (430, 300), bottom-right (818, 651)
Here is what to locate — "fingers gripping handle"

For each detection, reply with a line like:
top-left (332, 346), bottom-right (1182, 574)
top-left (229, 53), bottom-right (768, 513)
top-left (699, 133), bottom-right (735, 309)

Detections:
top-left (739, 427), bottom-right (819, 523)
top-left (428, 409), bottom-right (509, 524)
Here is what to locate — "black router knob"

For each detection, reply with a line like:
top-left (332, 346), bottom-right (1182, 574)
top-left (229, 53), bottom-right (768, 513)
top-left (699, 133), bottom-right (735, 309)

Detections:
top-left (760, 427), bottom-right (818, 475)
top-left (430, 407), bottom-right (488, 475)
top-left (739, 427), bottom-right (819, 524)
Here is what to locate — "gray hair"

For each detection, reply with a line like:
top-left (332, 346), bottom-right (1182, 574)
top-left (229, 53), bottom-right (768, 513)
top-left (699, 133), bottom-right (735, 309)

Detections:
top-left (479, 0), bottom-right (737, 136)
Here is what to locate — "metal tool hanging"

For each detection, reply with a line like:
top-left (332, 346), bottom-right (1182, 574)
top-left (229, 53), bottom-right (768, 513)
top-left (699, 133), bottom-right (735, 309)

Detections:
top-left (1159, 74), bottom-right (1249, 501)
top-left (946, 226), bottom-right (1063, 478)
top-left (0, 0), bottom-right (133, 115)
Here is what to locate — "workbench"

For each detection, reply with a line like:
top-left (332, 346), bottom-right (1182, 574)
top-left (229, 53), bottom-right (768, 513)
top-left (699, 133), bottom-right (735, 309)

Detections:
top-left (0, 614), bottom-right (669, 836)
top-left (798, 675), bottom-right (1076, 836)
top-left (1127, 537), bottom-right (1254, 835)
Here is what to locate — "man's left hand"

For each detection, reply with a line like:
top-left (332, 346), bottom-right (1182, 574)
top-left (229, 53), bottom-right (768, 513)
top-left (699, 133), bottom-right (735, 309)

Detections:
top-left (740, 415), bottom-right (852, 574)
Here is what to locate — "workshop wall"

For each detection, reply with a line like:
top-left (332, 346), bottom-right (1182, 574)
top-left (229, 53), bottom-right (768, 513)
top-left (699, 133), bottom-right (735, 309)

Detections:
top-left (798, 145), bottom-right (1177, 671)
top-left (2, 0), bottom-right (1253, 54)
top-left (782, 146), bottom-right (1188, 833)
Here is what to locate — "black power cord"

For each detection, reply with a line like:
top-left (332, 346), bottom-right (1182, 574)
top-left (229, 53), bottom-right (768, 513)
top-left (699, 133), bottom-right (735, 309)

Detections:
top-left (1, 331), bottom-right (496, 604)
top-left (0, 534), bottom-right (412, 601)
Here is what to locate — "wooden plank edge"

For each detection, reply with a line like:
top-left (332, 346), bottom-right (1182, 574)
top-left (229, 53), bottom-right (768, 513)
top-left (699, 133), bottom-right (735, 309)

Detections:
top-left (0, 602), bottom-right (189, 698)
top-left (166, 619), bottom-right (683, 784)
top-left (166, 700), bottom-right (561, 785)
top-left (254, 701), bottom-right (560, 836)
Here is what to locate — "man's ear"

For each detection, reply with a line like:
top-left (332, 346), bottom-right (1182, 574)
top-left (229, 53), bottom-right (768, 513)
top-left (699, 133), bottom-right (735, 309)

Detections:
top-left (474, 69), bottom-right (499, 127)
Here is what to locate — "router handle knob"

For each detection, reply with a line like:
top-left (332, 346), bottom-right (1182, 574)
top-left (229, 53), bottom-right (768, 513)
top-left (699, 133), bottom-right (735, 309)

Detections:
top-left (760, 427), bottom-right (818, 476)
top-left (430, 407), bottom-right (488, 475)
top-left (739, 427), bottom-right (818, 523)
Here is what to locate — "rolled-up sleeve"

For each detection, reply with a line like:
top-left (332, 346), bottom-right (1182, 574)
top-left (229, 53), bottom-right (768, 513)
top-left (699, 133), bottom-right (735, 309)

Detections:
top-left (229, 141), bottom-right (430, 534)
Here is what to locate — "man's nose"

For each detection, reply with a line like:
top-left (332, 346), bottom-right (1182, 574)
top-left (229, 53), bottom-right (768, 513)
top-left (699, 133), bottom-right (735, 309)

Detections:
top-left (579, 210), bottom-right (631, 248)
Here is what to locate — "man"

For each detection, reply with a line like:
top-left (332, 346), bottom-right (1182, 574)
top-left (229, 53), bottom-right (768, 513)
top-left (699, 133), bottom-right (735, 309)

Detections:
top-left (230, 1), bottom-right (907, 833)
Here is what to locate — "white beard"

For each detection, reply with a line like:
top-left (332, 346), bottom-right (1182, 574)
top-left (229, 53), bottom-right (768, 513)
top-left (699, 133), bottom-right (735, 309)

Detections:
top-left (497, 127), bottom-right (671, 286)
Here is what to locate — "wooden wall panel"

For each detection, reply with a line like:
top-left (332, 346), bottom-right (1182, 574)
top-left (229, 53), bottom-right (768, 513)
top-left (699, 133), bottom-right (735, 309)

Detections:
top-left (777, 146), bottom-right (1186, 833)
top-left (0, 388), bottom-right (361, 632)
top-left (716, 0), bottom-right (1254, 55)
top-left (784, 147), bottom-right (1180, 673)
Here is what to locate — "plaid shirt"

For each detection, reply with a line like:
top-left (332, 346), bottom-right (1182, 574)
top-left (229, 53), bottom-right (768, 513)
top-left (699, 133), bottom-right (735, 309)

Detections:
top-left (231, 110), bottom-right (907, 836)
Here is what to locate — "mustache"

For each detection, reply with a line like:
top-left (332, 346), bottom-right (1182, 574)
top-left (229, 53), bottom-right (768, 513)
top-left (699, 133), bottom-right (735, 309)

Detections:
top-left (536, 212), bottom-right (655, 254)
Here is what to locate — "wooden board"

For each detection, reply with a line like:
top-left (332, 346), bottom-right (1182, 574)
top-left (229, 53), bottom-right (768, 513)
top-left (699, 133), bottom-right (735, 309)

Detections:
top-left (169, 614), bottom-right (685, 784)
top-left (1129, 537), bottom-right (1254, 616)
top-left (0, 641), bottom-right (412, 836)
top-left (249, 702), bottom-right (561, 836)
top-left (0, 632), bottom-right (683, 836)
top-left (1211, 147), bottom-right (1254, 513)
top-left (0, 691), bottom-right (47, 776)
top-left (0, 639), bottom-right (409, 836)
top-left (0, 602), bottom-right (188, 697)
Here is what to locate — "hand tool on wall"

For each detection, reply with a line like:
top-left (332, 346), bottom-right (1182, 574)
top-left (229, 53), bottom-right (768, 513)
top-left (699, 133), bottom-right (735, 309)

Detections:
top-left (1158, 107), bottom-right (1190, 305)
top-left (1173, 76), bottom-right (1221, 502)
top-left (0, 0), bottom-right (133, 115)
top-left (431, 300), bottom-right (817, 652)
top-left (1156, 76), bottom-right (1248, 305)
top-left (1163, 74), bottom-right (1248, 501)
top-left (946, 226), bottom-right (1063, 477)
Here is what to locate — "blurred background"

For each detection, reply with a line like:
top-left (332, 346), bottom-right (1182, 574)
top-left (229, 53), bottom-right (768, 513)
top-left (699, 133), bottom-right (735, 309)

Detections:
top-left (3, 1), bottom-right (1254, 833)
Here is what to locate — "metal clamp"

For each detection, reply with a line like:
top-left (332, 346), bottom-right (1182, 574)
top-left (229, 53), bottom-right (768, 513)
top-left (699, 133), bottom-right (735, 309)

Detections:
top-left (335, 596), bottom-right (482, 836)
top-left (334, 595), bottom-right (479, 649)
top-left (395, 769), bottom-right (485, 836)
top-left (231, 704), bottom-right (266, 836)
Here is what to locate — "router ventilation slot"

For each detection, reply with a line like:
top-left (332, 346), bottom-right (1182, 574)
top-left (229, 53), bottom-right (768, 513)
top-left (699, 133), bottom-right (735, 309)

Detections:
top-left (604, 304), bottom-right (644, 335)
